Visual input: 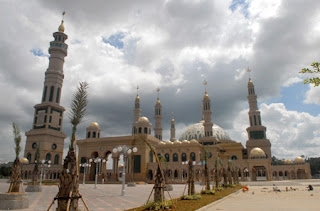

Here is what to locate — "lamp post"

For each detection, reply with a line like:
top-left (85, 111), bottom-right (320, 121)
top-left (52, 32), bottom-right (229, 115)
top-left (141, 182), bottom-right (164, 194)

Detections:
top-left (92, 158), bottom-right (106, 189)
top-left (40, 160), bottom-right (51, 185)
top-left (112, 145), bottom-right (137, 196)
top-left (80, 158), bottom-right (92, 185)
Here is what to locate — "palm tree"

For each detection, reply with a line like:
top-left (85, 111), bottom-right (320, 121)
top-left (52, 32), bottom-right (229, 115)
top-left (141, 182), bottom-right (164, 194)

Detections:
top-left (32, 145), bottom-right (40, 185)
top-left (203, 149), bottom-right (210, 191)
top-left (7, 122), bottom-right (22, 193)
top-left (227, 160), bottom-right (232, 185)
top-left (56, 82), bottom-right (88, 211)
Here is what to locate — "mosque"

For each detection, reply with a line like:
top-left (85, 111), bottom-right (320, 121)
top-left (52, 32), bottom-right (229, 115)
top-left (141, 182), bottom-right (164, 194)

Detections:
top-left (21, 17), bottom-right (311, 183)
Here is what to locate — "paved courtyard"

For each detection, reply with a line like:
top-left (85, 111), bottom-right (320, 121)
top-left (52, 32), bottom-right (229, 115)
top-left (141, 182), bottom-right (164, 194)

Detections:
top-left (0, 180), bottom-right (203, 211)
top-left (1, 179), bottom-right (320, 210)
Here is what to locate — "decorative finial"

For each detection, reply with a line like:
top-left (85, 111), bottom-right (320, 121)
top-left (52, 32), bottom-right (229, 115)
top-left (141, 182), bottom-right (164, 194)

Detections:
top-left (156, 87), bottom-right (160, 98)
top-left (171, 112), bottom-right (174, 120)
top-left (203, 80), bottom-right (207, 93)
top-left (247, 67), bottom-right (251, 78)
top-left (58, 11), bottom-right (66, 32)
top-left (136, 86), bottom-right (139, 96)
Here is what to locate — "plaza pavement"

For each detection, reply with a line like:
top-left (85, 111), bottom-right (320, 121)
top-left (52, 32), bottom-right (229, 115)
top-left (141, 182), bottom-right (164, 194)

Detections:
top-left (1, 179), bottom-right (319, 210)
top-left (199, 179), bottom-right (320, 211)
top-left (0, 180), bottom-right (203, 211)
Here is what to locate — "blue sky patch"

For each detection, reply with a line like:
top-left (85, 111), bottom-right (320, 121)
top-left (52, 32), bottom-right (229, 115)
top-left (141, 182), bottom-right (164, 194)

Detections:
top-left (30, 48), bottom-right (49, 57)
top-left (264, 82), bottom-right (320, 116)
top-left (229, 0), bottom-right (249, 18)
top-left (102, 32), bottom-right (125, 49)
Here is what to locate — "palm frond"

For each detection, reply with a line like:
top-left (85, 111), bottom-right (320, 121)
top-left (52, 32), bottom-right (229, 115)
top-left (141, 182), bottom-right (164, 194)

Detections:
top-left (69, 82), bottom-right (89, 127)
top-left (12, 122), bottom-right (21, 159)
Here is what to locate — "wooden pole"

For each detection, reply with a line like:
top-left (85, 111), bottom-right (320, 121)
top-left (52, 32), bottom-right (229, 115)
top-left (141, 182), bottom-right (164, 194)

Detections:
top-left (80, 193), bottom-right (90, 211)
top-left (66, 191), bottom-right (72, 211)
top-left (47, 193), bottom-right (59, 211)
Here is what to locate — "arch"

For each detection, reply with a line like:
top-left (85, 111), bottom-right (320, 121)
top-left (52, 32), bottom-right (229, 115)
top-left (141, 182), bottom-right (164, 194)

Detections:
top-left (285, 170), bottom-right (289, 179)
top-left (91, 151), bottom-right (99, 158)
top-left (148, 169), bottom-right (153, 180)
top-left (231, 155), bottom-right (237, 160)
top-left (297, 169), bottom-right (306, 179)
top-left (173, 153), bottom-right (178, 162)
top-left (165, 153), bottom-right (170, 162)
top-left (46, 153), bottom-right (51, 162)
top-left (279, 171), bottom-right (283, 177)
top-left (290, 170), bottom-right (295, 179)
top-left (149, 151), bottom-right (153, 162)
top-left (54, 154), bottom-right (59, 165)
top-left (93, 132), bottom-right (96, 138)
top-left (181, 153), bottom-right (187, 162)
top-left (174, 170), bottom-right (178, 179)
top-left (144, 127), bottom-right (148, 134)
top-left (87, 132), bottom-right (91, 138)
top-left (190, 152), bottom-right (196, 161)
top-left (138, 127), bottom-right (142, 134)
top-left (27, 153), bottom-right (32, 163)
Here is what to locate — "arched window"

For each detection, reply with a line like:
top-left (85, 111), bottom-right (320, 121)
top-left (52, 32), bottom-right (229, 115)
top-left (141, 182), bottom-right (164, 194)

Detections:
top-left (258, 116), bottom-right (262, 125)
top-left (144, 127), bottom-right (148, 134)
top-left (254, 115), bottom-right (257, 125)
top-left (138, 127), bottom-right (142, 134)
top-left (173, 153), bottom-right (178, 162)
top-left (56, 87), bottom-right (61, 103)
top-left (250, 116), bottom-right (253, 126)
top-left (98, 133), bottom-right (100, 138)
top-left (165, 153), bottom-right (170, 162)
top-left (49, 86), bottom-right (54, 102)
top-left (46, 153), bottom-right (51, 162)
top-left (231, 155), bottom-right (237, 160)
top-left (42, 86), bottom-right (47, 102)
top-left (93, 132), bottom-right (96, 138)
top-left (87, 132), bottom-right (91, 138)
top-left (149, 151), bottom-right (153, 163)
top-left (54, 154), bottom-right (59, 165)
top-left (27, 153), bottom-right (31, 163)
top-left (181, 153), bottom-right (187, 162)
top-left (190, 152), bottom-right (196, 161)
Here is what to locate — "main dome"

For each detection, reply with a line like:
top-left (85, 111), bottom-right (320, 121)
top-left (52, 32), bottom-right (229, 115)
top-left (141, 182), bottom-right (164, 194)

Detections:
top-left (179, 122), bottom-right (230, 141)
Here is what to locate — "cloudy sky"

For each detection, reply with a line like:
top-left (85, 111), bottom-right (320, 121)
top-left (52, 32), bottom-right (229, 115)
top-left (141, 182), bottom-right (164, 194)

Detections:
top-left (1, 0), bottom-right (320, 162)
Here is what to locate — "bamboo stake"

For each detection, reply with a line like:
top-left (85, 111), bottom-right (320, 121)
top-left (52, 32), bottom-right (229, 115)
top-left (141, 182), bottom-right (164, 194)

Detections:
top-left (66, 191), bottom-right (72, 211)
top-left (47, 193), bottom-right (59, 211)
top-left (75, 133), bottom-right (79, 175)
top-left (146, 187), bottom-right (154, 205)
top-left (80, 193), bottom-right (90, 211)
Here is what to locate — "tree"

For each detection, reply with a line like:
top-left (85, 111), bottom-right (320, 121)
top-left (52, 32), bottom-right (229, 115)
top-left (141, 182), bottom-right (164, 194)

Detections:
top-left (56, 82), bottom-right (88, 211)
top-left (300, 62), bottom-right (320, 87)
top-left (31, 145), bottom-right (40, 185)
top-left (8, 122), bottom-right (22, 193)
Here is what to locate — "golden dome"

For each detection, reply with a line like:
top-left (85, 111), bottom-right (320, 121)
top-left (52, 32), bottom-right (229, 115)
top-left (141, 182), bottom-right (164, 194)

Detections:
top-left (284, 159), bottom-right (293, 164)
top-left (173, 140), bottom-right (181, 144)
top-left (58, 20), bottom-right (65, 33)
top-left (171, 117), bottom-right (175, 122)
top-left (89, 122), bottom-right (99, 128)
top-left (119, 164), bottom-right (124, 168)
top-left (250, 147), bottom-right (266, 158)
top-left (136, 95), bottom-right (140, 100)
top-left (20, 157), bottom-right (29, 164)
top-left (166, 141), bottom-right (174, 145)
top-left (190, 139), bottom-right (199, 144)
top-left (181, 140), bottom-right (189, 144)
top-left (248, 78), bottom-right (253, 85)
top-left (159, 141), bottom-right (165, 145)
top-left (137, 116), bottom-right (150, 124)
top-left (156, 98), bottom-right (160, 104)
top-left (204, 91), bottom-right (209, 100)
top-left (294, 156), bottom-right (305, 164)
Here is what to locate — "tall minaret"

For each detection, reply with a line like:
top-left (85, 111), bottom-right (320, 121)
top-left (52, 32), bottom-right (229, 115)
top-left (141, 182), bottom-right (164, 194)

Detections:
top-left (245, 68), bottom-right (271, 158)
top-left (202, 81), bottom-right (213, 137)
top-left (154, 88), bottom-right (163, 140)
top-left (24, 13), bottom-right (68, 165)
top-left (170, 112), bottom-right (176, 142)
top-left (133, 86), bottom-right (141, 123)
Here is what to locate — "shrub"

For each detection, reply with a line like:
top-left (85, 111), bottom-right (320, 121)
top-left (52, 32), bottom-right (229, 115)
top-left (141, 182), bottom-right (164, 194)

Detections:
top-left (214, 187), bottom-right (224, 192)
top-left (144, 200), bottom-right (173, 210)
top-left (200, 190), bottom-right (215, 195)
top-left (181, 194), bottom-right (202, 200)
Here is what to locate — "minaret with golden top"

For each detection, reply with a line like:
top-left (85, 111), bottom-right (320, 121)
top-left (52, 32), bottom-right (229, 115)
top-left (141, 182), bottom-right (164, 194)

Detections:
top-left (133, 86), bottom-right (141, 123)
top-left (170, 112), bottom-right (176, 142)
top-left (154, 88), bottom-right (163, 140)
top-left (24, 12), bottom-right (68, 165)
top-left (202, 80), bottom-right (213, 137)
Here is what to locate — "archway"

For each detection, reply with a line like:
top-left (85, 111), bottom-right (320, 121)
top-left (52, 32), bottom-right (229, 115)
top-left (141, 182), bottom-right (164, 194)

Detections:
top-left (284, 171), bottom-right (289, 180)
top-left (290, 170), bottom-right (295, 179)
top-left (148, 169), bottom-right (153, 181)
top-left (252, 166), bottom-right (267, 181)
top-left (297, 169), bottom-right (306, 179)
top-left (90, 151), bottom-right (98, 181)
top-left (174, 170), bottom-right (178, 179)
top-left (105, 151), bottom-right (113, 181)
top-left (273, 171), bottom-right (278, 180)
top-left (279, 171), bottom-right (283, 180)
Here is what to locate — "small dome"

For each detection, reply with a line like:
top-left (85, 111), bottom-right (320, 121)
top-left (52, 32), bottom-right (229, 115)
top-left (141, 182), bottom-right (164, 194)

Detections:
top-left (250, 147), bottom-right (266, 158)
top-left (89, 122), bottom-right (99, 128)
top-left (166, 141), bottom-right (173, 145)
top-left (20, 158), bottom-right (29, 164)
top-left (171, 117), bottom-right (175, 122)
top-left (248, 78), bottom-right (253, 85)
top-left (138, 116), bottom-right (149, 124)
top-left (174, 140), bottom-right (181, 144)
top-left (156, 98), bottom-right (161, 104)
top-left (294, 157), bottom-right (305, 164)
top-left (190, 139), bottom-right (199, 144)
top-left (58, 20), bottom-right (65, 32)
top-left (159, 141), bottom-right (165, 145)
top-left (284, 160), bottom-right (293, 164)
top-left (204, 92), bottom-right (209, 100)
top-left (119, 164), bottom-right (124, 168)
top-left (136, 95), bottom-right (140, 100)
top-left (181, 140), bottom-right (189, 144)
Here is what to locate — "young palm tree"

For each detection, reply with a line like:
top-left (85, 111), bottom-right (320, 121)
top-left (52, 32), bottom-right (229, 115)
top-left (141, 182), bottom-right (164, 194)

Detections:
top-left (8, 122), bottom-right (22, 193)
top-left (203, 149), bottom-right (210, 191)
top-left (56, 82), bottom-right (88, 211)
top-left (227, 160), bottom-right (232, 185)
top-left (32, 146), bottom-right (40, 185)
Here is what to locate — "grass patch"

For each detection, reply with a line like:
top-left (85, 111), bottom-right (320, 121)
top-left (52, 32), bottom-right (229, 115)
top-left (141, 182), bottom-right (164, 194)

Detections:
top-left (127, 185), bottom-right (241, 211)
top-left (200, 190), bottom-right (215, 195)
top-left (181, 194), bottom-right (202, 200)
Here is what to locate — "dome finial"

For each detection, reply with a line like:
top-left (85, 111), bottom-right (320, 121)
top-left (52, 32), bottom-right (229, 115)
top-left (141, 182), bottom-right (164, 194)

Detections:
top-left (203, 80), bottom-right (208, 94)
top-left (136, 85), bottom-right (139, 97)
top-left (58, 11), bottom-right (66, 32)
top-left (247, 66), bottom-right (251, 79)
top-left (171, 112), bottom-right (174, 121)
top-left (156, 87), bottom-right (160, 99)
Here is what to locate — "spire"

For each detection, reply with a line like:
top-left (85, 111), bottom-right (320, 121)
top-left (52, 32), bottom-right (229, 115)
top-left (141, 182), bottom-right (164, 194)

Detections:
top-left (58, 11), bottom-right (65, 33)
top-left (202, 80), bottom-right (213, 137)
top-left (170, 112), bottom-right (176, 142)
top-left (154, 87), bottom-right (162, 140)
top-left (133, 85), bottom-right (141, 123)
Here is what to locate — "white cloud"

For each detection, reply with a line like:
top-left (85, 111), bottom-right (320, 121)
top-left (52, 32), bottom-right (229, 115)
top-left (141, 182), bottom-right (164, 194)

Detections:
top-left (304, 85), bottom-right (320, 105)
top-left (283, 76), bottom-right (303, 87)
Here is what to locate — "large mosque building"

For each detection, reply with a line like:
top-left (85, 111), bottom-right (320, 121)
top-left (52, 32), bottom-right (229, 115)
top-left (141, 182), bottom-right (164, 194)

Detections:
top-left (22, 18), bottom-right (311, 183)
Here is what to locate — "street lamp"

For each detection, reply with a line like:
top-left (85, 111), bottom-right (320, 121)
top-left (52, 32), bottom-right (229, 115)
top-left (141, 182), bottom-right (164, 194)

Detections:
top-left (112, 145), bottom-right (137, 196)
top-left (79, 159), bottom-right (92, 185)
top-left (91, 158), bottom-right (106, 189)
top-left (40, 160), bottom-right (51, 185)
